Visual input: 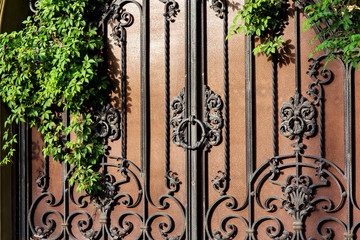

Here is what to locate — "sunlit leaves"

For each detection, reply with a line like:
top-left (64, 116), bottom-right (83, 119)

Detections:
top-left (229, 0), bottom-right (290, 56)
top-left (0, 0), bottom-right (110, 194)
top-left (304, 0), bottom-right (360, 68)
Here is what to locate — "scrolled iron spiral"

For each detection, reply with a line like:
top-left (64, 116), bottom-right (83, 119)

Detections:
top-left (145, 213), bottom-right (178, 240)
top-left (315, 217), bottom-right (347, 240)
top-left (106, 211), bottom-right (143, 239)
top-left (38, 210), bottom-right (64, 239)
top-left (252, 216), bottom-right (285, 239)
top-left (66, 211), bottom-right (95, 239)
top-left (217, 214), bottom-right (250, 239)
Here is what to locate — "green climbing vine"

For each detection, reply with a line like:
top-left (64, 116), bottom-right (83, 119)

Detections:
top-left (0, 0), bottom-right (109, 193)
top-left (304, 0), bottom-right (360, 68)
top-left (2, 0), bottom-right (360, 194)
top-left (230, 0), bottom-right (360, 68)
top-left (229, 0), bottom-right (290, 56)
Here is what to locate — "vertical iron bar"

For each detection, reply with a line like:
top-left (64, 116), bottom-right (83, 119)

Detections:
top-left (141, 0), bottom-right (150, 238)
top-left (319, 99), bottom-right (325, 158)
top-left (222, 0), bottom-right (229, 195)
top-left (120, 35), bottom-right (127, 160)
top-left (185, 0), bottom-right (190, 237)
top-left (17, 121), bottom-right (31, 240)
top-left (201, 2), bottom-right (208, 239)
top-left (164, 13), bottom-right (170, 188)
top-left (101, 14), bottom-right (109, 174)
top-left (344, 63), bottom-right (353, 232)
top-left (245, 34), bottom-right (255, 233)
top-left (187, 0), bottom-right (202, 238)
top-left (294, 7), bottom-right (302, 201)
top-left (295, 7), bottom-right (300, 93)
top-left (272, 54), bottom-right (278, 157)
top-left (44, 149), bottom-right (49, 191)
top-left (62, 110), bottom-right (70, 240)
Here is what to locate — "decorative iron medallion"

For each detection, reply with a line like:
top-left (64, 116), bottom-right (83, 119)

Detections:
top-left (94, 104), bottom-right (121, 142)
top-left (170, 87), bottom-right (223, 151)
top-left (279, 92), bottom-right (316, 150)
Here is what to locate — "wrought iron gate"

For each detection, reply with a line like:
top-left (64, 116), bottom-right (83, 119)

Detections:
top-left (21, 0), bottom-right (360, 239)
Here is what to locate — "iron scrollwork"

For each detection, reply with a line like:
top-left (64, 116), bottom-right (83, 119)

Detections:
top-left (26, 0), bottom-right (356, 239)
top-left (110, 4), bottom-right (135, 47)
top-left (170, 87), bottom-right (223, 151)
top-left (170, 88), bottom-right (186, 148)
top-left (306, 56), bottom-right (333, 105)
top-left (204, 86), bottom-right (223, 151)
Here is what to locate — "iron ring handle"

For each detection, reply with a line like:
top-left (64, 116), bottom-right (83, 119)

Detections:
top-left (176, 115), bottom-right (206, 150)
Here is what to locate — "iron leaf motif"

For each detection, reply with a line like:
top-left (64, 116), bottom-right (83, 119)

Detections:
top-left (211, 171), bottom-right (226, 195)
top-left (79, 224), bottom-right (96, 240)
top-left (212, 230), bottom-right (229, 240)
top-left (109, 226), bottom-right (132, 239)
top-left (162, 234), bottom-right (181, 240)
top-left (279, 92), bottom-right (316, 147)
top-left (269, 158), bottom-right (281, 181)
top-left (34, 226), bottom-right (52, 240)
top-left (35, 170), bottom-right (48, 193)
top-left (281, 175), bottom-right (314, 221)
top-left (110, 5), bottom-right (135, 47)
top-left (166, 170), bottom-right (181, 195)
top-left (204, 86), bottom-right (223, 151)
top-left (293, 0), bottom-right (307, 10)
top-left (210, 0), bottom-right (225, 19)
top-left (170, 88), bottom-right (186, 148)
top-left (162, 0), bottom-right (180, 22)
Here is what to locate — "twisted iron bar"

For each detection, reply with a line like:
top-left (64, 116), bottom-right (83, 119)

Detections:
top-left (120, 38), bottom-right (127, 159)
top-left (164, 3), bottom-right (171, 193)
top-left (272, 54), bottom-right (278, 157)
top-left (160, 0), bottom-right (180, 195)
top-left (222, 0), bottom-right (229, 196)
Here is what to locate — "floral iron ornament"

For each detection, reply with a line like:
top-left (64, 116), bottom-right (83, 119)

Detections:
top-left (279, 92), bottom-right (316, 151)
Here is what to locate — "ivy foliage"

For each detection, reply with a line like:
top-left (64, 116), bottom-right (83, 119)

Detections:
top-left (304, 0), bottom-right (360, 68)
top-left (0, 0), bottom-right (109, 193)
top-left (229, 0), bottom-right (290, 56)
top-left (230, 0), bottom-right (360, 68)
